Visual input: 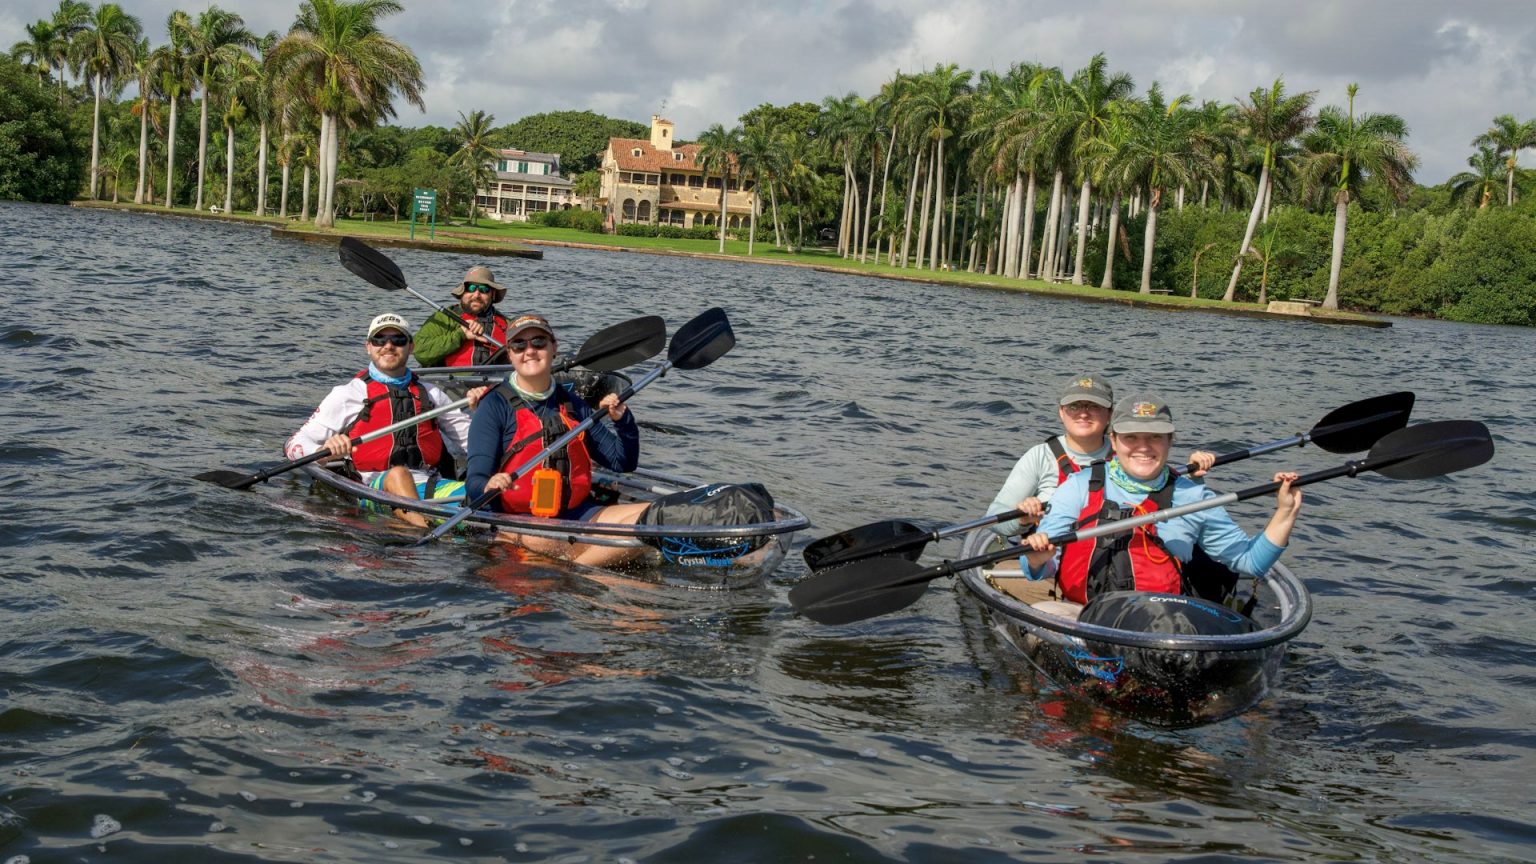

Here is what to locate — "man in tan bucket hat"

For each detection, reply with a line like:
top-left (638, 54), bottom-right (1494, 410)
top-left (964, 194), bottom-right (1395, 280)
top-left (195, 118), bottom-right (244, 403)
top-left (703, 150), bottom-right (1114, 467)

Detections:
top-left (413, 264), bottom-right (511, 368)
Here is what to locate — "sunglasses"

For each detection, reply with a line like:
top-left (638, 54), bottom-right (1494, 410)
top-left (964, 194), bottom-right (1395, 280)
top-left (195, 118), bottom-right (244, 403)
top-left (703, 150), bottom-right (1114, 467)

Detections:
top-left (509, 335), bottom-right (551, 352)
top-left (369, 333), bottom-right (410, 347)
top-left (463, 283), bottom-right (496, 294)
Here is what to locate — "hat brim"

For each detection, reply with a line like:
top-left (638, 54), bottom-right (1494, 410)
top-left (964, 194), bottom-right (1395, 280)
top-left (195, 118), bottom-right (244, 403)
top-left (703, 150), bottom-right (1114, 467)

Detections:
top-left (508, 322), bottom-right (554, 340)
top-left (1111, 420), bottom-right (1175, 435)
top-left (1060, 395), bottom-right (1112, 408)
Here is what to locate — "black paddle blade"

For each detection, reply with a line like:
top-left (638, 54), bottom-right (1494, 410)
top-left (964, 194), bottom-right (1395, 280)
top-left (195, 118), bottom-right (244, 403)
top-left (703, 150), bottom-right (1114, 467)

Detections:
top-left (193, 469), bottom-right (260, 490)
top-left (1369, 420), bottom-right (1494, 480)
top-left (562, 315), bottom-right (666, 374)
top-left (338, 236), bottom-right (407, 291)
top-left (1309, 391), bottom-right (1414, 453)
top-left (802, 519), bottom-right (928, 571)
top-left (789, 558), bottom-right (937, 625)
top-left (668, 307), bottom-right (735, 370)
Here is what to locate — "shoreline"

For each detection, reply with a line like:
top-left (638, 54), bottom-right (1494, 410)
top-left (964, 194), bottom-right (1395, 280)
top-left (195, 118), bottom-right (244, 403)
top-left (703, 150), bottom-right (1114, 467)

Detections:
top-left (71, 200), bottom-right (1390, 328)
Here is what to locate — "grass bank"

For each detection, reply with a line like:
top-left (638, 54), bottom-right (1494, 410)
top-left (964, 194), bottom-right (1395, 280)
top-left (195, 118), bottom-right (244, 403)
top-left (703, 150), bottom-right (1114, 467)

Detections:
top-left (72, 200), bottom-right (1390, 328)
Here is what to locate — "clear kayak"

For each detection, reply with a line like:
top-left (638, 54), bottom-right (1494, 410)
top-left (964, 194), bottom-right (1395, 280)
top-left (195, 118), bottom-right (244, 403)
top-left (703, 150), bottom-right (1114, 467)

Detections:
top-left (300, 462), bottom-right (808, 590)
top-left (954, 529), bottom-right (1312, 728)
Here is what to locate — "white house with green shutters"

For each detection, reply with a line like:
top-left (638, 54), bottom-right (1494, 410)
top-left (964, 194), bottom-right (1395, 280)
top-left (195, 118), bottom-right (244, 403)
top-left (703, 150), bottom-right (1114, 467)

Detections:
top-left (474, 148), bottom-right (576, 222)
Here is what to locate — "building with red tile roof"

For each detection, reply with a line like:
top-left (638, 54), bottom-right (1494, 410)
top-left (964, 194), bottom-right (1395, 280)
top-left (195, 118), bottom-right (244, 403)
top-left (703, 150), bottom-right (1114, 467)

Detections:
top-left (599, 115), bottom-right (756, 230)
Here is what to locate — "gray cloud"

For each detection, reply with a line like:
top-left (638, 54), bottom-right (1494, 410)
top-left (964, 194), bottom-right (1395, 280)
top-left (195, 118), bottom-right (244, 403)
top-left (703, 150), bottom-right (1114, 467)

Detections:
top-left (6, 0), bottom-right (1535, 181)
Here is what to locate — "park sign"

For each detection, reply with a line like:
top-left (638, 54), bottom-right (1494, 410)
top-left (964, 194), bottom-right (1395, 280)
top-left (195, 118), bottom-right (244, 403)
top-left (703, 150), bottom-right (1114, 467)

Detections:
top-left (410, 188), bottom-right (437, 240)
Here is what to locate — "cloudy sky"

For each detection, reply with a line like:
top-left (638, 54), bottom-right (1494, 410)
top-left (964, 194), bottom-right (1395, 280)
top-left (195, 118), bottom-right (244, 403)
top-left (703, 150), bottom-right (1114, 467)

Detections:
top-left (6, 0), bottom-right (1534, 183)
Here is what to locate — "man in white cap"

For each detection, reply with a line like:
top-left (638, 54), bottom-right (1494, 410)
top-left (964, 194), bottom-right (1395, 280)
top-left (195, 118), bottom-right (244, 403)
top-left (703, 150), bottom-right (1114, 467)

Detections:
top-left (285, 313), bottom-right (488, 526)
top-left (413, 265), bottom-right (511, 368)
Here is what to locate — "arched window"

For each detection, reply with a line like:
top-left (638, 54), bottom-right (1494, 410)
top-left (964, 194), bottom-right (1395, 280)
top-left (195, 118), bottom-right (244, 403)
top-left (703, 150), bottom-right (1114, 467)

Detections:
top-left (622, 199), bottom-right (636, 220)
top-left (637, 200), bottom-right (652, 221)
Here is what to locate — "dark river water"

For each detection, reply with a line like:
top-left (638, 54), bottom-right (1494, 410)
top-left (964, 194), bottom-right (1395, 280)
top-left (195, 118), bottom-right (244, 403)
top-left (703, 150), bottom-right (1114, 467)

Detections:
top-left (2, 200), bottom-right (1533, 862)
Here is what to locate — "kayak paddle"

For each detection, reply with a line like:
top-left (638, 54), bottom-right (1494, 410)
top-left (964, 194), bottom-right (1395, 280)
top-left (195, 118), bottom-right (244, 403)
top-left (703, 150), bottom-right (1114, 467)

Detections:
top-left (338, 236), bottom-right (510, 359)
top-left (800, 391), bottom-right (1416, 572)
top-left (408, 307), bottom-right (735, 547)
top-left (195, 315), bottom-right (666, 491)
top-left (790, 419), bottom-right (1492, 625)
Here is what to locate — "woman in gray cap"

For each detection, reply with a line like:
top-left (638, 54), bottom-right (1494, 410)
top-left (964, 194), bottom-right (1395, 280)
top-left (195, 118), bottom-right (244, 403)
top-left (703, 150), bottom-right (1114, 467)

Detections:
top-left (1019, 393), bottom-right (1302, 612)
top-left (986, 374), bottom-right (1214, 538)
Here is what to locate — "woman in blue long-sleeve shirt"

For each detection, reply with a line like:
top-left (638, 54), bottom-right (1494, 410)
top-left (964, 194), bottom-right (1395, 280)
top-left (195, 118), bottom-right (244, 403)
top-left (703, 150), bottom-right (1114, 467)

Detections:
top-left (466, 314), bottom-right (646, 566)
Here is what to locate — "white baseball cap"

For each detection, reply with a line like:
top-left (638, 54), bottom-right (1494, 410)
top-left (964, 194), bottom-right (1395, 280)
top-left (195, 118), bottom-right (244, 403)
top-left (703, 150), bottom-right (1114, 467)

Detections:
top-left (367, 312), bottom-right (411, 338)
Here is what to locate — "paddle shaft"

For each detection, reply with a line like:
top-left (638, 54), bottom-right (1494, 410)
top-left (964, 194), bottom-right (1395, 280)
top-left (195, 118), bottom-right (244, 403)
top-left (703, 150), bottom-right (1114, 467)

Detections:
top-left (415, 361), bottom-right (674, 544)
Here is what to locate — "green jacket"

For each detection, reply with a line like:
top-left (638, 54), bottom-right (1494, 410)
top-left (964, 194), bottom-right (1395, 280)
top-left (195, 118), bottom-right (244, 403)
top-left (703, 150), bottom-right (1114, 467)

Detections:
top-left (413, 303), bottom-right (506, 367)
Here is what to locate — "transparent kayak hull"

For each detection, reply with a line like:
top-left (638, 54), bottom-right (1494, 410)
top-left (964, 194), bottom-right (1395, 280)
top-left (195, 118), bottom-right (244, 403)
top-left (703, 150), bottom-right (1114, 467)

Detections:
top-left (955, 530), bottom-right (1312, 728)
top-left (301, 463), bottom-right (807, 589)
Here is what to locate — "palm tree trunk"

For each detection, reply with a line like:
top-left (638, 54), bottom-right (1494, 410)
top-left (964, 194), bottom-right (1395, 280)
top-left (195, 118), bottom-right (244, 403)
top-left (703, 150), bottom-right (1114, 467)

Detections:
top-left (1139, 194), bottom-right (1160, 294)
top-left (1055, 186), bottom-right (1073, 280)
top-left (1224, 157), bottom-right (1270, 300)
top-left (164, 98), bottom-right (179, 208)
top-left (195, 75), bottom-right (210, 211)
top-left (318, 113), bottom-right (336, 227)
top-left (279, 162), bottom-right (289, 218)
top-left (747, 175), bottom-right (758, 256)
top-left (256, 121), bottom-right (269, 216)
top-left (1200, 180), bottom-right (1209, 208)
top-left (1507, 159), bottom-right (1516, 206)
top-left (89, 74), bottom-right (103, 199)
top-left (224, 122), bottom-right (235, 213)
top-left (768, 179), bottom-right (783, 248)
top-left (1177, 186), bottom-right (1185, 212)
top-left (999, 175), bottom-right (1017, 277)
top-left (1261, 175), bottom-right (1273, 222)
top-left (301, 163), bottom-right (310, 221)
top-left (900, 147), bottom-right (923, 267)
top-left (1018, 170), bottom-right (1037, 280)
top-left (134, 96), bottom-right (149, 204)
top-left (875, 122), bottom-right (897, 263)
top-left (860, 146), bottom-right (877, 262)
top-left (717, 167), bottom-right (728, 254)
top-left (927, 137), bottom-right (946, 270)
top-left (1038, 170), bottom-right (1063, 281)
top-left (915, 142), bottom-right (935, 270)
top-left (1071, 179), bottom-right (1092, 284)
top-left (1323, 192), bottom-right (1348, 309)
top-left (1100, 192), bottom-right (1121, 289)
top-left (946, 161), bottom-right (960, 269)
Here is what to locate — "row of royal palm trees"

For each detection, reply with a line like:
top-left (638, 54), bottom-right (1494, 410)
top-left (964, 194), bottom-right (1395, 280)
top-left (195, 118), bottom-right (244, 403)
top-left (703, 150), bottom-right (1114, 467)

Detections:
top-left (10, 0), bottom-right (425, 228)
top-left (707, 57), bottom-right (1427, 309)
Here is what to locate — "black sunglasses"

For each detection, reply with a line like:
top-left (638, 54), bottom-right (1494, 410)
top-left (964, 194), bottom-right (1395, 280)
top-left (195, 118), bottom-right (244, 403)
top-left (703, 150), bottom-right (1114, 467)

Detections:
top-left (369, 333), bottom-right (410, 347)
top-left (509, 335), bottom-right (551, 352)
top-left (463, 283), bottom-right (495, 294)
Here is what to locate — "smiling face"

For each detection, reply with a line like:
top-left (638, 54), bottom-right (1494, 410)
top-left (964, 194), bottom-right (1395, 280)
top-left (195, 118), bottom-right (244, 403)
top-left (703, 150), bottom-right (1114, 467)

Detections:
top-left (1058, 400), bottom-right (1111, 445)
top-left (366, 328), bottom-right (412, 376)
top-left (508, 328), bottom-right (555, 384)
top-left (1111, 431), bottom-right (1172, 480)
top-left (461, 284), bottom-right (494, 314)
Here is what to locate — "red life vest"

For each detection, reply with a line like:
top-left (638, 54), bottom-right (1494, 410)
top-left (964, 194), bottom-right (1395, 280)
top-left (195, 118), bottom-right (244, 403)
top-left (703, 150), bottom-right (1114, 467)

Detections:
top-left (496, 389), bottom-right (593, 515)
top-left (442, 306), bottom-right (509, 367)
top-left (1044, 436), bottom-right (1087, 485)
top-left (344, 371), bottom-right (446, 473)
top-left (1057, 462), bottom-right (1184, 604)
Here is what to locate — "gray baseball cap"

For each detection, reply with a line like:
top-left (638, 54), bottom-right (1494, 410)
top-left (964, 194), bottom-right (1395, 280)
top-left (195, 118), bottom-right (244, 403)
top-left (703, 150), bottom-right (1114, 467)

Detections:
top-left (1110, 393), bottom-right (1176, 434)
top-left (1059, 374), bottom-right (1114, 408)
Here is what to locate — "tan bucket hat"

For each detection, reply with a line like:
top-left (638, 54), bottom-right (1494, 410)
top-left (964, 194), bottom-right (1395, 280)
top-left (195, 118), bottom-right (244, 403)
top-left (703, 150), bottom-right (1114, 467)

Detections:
top-left (453, 265), bottom-right (506, 303)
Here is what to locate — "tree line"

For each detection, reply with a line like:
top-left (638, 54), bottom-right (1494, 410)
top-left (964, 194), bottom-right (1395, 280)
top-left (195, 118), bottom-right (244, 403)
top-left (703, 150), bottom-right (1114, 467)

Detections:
top-left (7, 6), bottom-right (1536, 324)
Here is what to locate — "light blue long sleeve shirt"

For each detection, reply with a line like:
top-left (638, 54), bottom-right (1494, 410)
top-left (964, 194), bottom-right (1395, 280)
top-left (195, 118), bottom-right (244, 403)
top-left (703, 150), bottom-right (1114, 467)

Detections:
top-left (1025, 467), bottom-right (1286, 582)
top-left (986, 435), bottom-right (1110, 537)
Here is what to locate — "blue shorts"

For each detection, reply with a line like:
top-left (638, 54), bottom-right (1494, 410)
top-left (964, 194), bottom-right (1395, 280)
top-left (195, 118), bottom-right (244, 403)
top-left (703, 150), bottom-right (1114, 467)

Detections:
top-left (361, 475), bottom-right (465, 514)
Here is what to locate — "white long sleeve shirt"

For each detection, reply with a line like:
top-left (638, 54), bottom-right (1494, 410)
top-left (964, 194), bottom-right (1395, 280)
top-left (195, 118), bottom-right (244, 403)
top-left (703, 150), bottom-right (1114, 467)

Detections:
top-left (284, 375), bottom-right (472, 484)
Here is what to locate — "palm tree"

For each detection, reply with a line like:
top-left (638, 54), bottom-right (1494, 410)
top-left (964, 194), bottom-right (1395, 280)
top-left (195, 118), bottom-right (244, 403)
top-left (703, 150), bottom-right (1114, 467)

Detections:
top-left (74, 3), bottom-right (143, 200)
top-left (149, 22), bottom-right (193, 208)
top-left (1300, 84), bottom-right (1417, 310)
top-left (904, 64), bottom-right (973, 271)
top-left (1041, 54), bottom-right (1134, 284)
top-left (1223, 79), bottom-right (1315, 301)
top-left (735, 121), bottom-right (782, 256)
top-left (817, 92), bottom-right (865, 259)
top-left (268, 0), bottom-right (425, 228)
top-left (1472, 114), bottom-right (1536, 207)
top-left (448, 109), bottom-right (497, 225)
top-left (1245, 220), bottom-right (1299, 305)
top-left (218, 47), bottom-right (262, 213)
top-left (49, 0), bottom-right (91, 97)
top-left (11, 21), bottom-right (58, 86)
top-left (251, 32), bottom-right (279, 216)
top-left (177, 5), bottom-right (255, 212)
top-left (1448, 145), bottom-right (1505, 209)
top-left (129, 36), bottom-right (153, 203)
top-left (695, 123), bottom-right (743, 253)
top-left (1107, 84), bottom-right (1209, 294)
